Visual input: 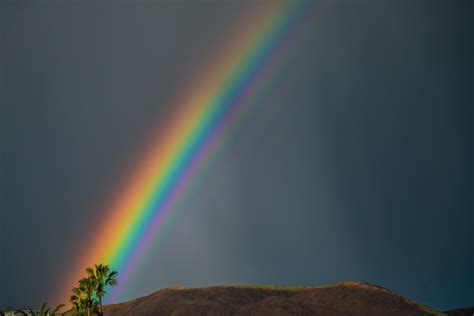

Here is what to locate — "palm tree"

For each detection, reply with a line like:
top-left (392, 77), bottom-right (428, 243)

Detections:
top-left (50, 303), bottom-right (66, 315)
top-left (70, 286), bottom-right (87, 315)
top-left (81, 277), bottom-right (98, 316)
top-left (69, 277), bottom-right (97, 316)
top-left (86, 264), bottom-right (118, 316)
top-left (16, 302), bottom-right (65, 316)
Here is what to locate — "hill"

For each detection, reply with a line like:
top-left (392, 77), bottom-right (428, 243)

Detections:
top-left (444, 307), bottom-right (474, 316)
top-left (103, 281), bottom-right (447, 316)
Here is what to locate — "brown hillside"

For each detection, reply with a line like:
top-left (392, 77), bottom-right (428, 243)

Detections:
top-left (103, 282), bottom-right (445, 316)
top-left (444, 308), bottom-right (474, 316)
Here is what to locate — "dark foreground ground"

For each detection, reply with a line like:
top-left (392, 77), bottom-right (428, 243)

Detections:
top-left (103, 281), bottom-right (471, 316)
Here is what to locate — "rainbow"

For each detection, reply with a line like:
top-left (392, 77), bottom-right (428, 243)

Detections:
top-left (57, 0), bottom-right (315, 304)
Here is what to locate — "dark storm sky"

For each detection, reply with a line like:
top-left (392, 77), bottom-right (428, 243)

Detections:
top-left (1, 0), bottom-right (472, 311)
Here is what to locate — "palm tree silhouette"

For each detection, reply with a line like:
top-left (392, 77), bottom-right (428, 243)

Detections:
top-left (86, 264), bottom-right (118, 316)
top-left (70, 284), bottom-right (87, 315)
top-left (16, 302), bottom-right (64, 316)
top-left (70, 277), bottom-right (97, 316)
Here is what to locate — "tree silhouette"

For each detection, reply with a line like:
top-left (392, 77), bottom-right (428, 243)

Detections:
top-left (70, 277), bottom-right (98, 316)
top-left (86, 264), bottom-right (118, 316)
top-left (16, 303), bottom-right (64, 316)
top-left (69, 263), bottom-right (118, 316)
top-left (70, 285), bottom-right (87, 315)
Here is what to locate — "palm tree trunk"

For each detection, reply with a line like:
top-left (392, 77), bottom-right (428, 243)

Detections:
top-left (99, 297), bottom-right (103, 316)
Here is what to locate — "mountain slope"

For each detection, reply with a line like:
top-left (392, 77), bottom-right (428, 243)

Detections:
top-left (103, 281), bottom-right (445, 316)
top-left (444, 307), bottom-right (474, 316)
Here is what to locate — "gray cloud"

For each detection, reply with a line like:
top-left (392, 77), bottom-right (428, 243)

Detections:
top-left (1, 0), bottom-right (472, 311)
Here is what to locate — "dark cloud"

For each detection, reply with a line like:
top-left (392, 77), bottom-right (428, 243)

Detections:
top-left (1, 0), bottom-right (472, 311)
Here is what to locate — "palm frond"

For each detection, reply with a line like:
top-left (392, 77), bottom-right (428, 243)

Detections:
top-left (85, 267), bottom-right (95, 277)
top-left (52, 304), bottom-right (65, 315)
top-left (108, 271), bottom-right (118, 279)
top-left (108, 279), bottom-right (118, 286)
top-left (62, 306), bottom-right (77, 316)
top-left (40, 302), bottom-right (48, 314)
